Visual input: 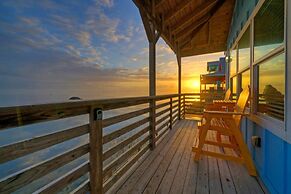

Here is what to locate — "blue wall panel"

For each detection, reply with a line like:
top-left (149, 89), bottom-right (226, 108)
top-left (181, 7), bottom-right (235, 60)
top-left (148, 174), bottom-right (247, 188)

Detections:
top-left (244, 119), bottom-right (291, 194)
top-left (227, 0), bottom-right (258, 48)
top-left (286, 144), bottom-right (291, 194)
top-left (265, 131), bottom-right (285, 194)
top-left (253, 124), bottom-right (265, 173)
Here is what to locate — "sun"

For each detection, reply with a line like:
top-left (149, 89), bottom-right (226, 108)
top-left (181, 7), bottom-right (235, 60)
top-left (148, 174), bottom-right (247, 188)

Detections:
top-left (191, 80), bottom-right (200, 89)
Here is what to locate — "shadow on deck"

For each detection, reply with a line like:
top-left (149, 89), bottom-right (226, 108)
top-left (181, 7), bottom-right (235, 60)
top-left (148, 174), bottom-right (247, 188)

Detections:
top-left (109, 120), bottom-right (267, 194)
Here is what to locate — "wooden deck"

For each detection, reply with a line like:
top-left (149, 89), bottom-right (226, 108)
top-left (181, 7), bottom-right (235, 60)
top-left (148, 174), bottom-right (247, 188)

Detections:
top-left (109, 119), bottom-right (267, 194)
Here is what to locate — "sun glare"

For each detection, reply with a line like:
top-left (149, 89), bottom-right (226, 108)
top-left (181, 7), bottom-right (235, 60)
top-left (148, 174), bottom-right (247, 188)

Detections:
top-left (192, 80), bottom-right (200, 89)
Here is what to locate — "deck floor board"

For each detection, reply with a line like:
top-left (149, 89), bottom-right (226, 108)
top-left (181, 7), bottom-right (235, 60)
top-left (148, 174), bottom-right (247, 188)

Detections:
top-left (112, 120), bottom-right (266, 194)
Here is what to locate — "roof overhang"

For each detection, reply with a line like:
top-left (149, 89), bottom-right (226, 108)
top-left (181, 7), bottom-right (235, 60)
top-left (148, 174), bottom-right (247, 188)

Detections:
top-left (133, 0), bottom-right (235, 57)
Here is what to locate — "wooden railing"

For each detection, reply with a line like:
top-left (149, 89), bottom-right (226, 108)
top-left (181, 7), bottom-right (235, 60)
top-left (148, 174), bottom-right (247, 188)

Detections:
top-left (0, 94), bottom-right (185, 194)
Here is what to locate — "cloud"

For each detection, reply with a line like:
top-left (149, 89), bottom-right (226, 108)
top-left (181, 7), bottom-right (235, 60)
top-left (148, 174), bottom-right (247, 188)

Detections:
top-left (97, 0), bottom-right (114, 7)
top-left (76, 31), bottom-right (91, 47)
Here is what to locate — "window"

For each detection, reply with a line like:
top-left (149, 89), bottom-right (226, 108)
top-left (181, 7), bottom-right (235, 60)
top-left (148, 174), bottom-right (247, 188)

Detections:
top-left (231, 76), bottom-right (237, 100)
top-left (254, 0), bottom-right (284, 61)
top-left (230, 48), bottom-right (237, 76)
top-left (238, 27), bottom-right (250, 71)
top-left (258, 53), bottom-right (285, 121)
top-left (241, 70), bottom-right (250, 90)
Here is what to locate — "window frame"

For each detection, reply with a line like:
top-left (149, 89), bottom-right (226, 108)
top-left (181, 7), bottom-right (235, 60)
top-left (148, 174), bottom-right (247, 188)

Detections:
top-left (227, 0), bottom-right (289, 142)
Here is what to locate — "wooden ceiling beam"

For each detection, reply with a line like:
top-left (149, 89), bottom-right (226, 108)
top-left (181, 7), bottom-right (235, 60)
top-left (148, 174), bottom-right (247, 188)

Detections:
top-left (155, 0), bottom-right (167, 10)
top-left (179, 0), bottom-right (227, 53)
top-left (171, 0), bottom-right (218, 34)
top-left (175, 14), bottom-right (211, 42)
top-left (164, 0), bottom-right (193, 24)
top-left (132, 0), bottom-right (177, 53)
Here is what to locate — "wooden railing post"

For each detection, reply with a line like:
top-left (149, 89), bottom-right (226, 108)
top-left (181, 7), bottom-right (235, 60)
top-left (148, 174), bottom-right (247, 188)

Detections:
top-left (170, 97), bottom-right (173, 129)
top-left (178, 95), bottom-right (181, 120)
top-left (89, 107), bottom-right (103, 194)
top-left (150, 99), bottom-right (156, 150)
top-left (183, 94), bottom-right (186, 119)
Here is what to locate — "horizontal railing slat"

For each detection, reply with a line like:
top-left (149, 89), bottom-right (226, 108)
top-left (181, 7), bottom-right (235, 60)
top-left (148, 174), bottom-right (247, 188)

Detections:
top-left (156, 113), bottom-right (170, 126)
top-left (0, 124), bottom-right (89, 164)
top-left (36, 161), bottom-right (89, 194)
top-left (103, 117), bottom-right (150, 144)
top-left (0, 107), bottom-right (89, 131)
top-left (103, 126), bottom-right (150, 161)
top-left (103, 135), bottom-right (150, 178)
top-left (156, 119), bottom-right (170, 134)
top-left (155, 107), bottom-right (170, 118)
top-left (103, 108), bottom-right (150, 128)
top-left (155, 101), bottom-right (170, 110)
top-left (156, 127), bottom-right (169, 142)
top-left (0, 144), bottom-right (89, 194)
top-left (70, 179), bottom-right (90, 194)
top-left (103, 144), bottom-right (150, 192)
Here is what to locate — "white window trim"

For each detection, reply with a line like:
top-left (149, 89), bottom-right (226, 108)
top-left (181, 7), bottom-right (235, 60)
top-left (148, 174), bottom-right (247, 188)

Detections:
top-left (286, 0), bottom-right (291, 143)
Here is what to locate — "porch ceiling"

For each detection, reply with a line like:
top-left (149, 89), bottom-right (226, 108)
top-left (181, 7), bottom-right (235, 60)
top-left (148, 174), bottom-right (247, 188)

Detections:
top-left (133, 0), bottom-right (235, 57)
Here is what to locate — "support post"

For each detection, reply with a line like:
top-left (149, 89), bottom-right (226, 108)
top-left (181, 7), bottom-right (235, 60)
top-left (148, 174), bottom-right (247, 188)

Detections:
top-left (89, 108), bottom-right (103, 194)
top-left (177, 54), bottom-right (182, 120)
top-left (139, 6), bottom-right (160, 150)
top-left (170, 97), bottom-right (173, 129)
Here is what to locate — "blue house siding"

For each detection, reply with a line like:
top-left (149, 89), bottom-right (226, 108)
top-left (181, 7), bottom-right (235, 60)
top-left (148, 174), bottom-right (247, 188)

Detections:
top-left (227, 0), bottom-right (258, 49)
top-left (241, 119), bottom-right (291, 194)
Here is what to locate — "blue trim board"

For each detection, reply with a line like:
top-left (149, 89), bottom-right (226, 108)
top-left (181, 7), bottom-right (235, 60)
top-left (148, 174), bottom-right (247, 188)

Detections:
top-left (243, 119), bottom-right (291, 194)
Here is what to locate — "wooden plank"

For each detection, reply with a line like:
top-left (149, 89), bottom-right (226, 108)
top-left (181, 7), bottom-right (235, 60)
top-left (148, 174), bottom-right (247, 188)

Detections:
top-left (0, 124), bottom-right (89, 164)
top-left (157, 121), bottom-right (192, 193)
top-left (103, 135), bottom-right (150, 178)
top-left (170, 98), bottom-right (173, 129)
top-left (142, 121), bottom-right (190, 193)
top-left (89, 107), bottom-right (103, 194)
top-left (0, 94), bottom-right (181, 130)
top-left (156, 119), bottom-right (170, 134)
top-left (222, 136), bottom-right (264, 194)
top-left (182, 124), bottom-right (199, 194)
top-left (70, 179), bottom-right (90, 194)
top-left (116, 120), bottom-right (185, 194)
top-left (0, 144), bottom-right (89, 194)
top-left (103, 144), bottom-right (150, 192)
top-left (155, 107), bottom-right (170, 118)
top-left (196, 146), bottom-right (209, 194)
top-left (164, 0), bottom-right (193, 23)
top-left (217, 157), bottom-right (236, 193)
top-left (156, 127), bottom-right (169, 143)
top-left (171, 0), bottom-right (218, 34)
top-left (36, 161), bottom-right (89, 194)
top-left (156, 101), bottom-right (170, 110)
top-left (103, 126), bottom-right (150, 160)
top-left (208, 133), bottom-right (223, 194)
top-left (103, 117), bottom-right (150, 144)
top-left (103, 107), bottom-right (150, 128)
top-left (168, 121), bottom-right (196, 194)
top-left (156, 113), bottom-right (170, 126)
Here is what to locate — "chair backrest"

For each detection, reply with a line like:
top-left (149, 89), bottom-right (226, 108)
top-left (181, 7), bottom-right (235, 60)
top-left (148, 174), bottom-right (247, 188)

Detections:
top-left (233, 86), bottom-right (250, 126)
top-left (224, 88), bottom-right (231, 101)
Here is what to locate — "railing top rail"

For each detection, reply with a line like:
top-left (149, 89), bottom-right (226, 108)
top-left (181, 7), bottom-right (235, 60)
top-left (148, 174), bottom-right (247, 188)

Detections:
top-left (0, 94), bottom-right (181, 114)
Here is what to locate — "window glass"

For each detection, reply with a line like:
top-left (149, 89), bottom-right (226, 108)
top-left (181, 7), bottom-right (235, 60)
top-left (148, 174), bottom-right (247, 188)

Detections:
top-left (254, 0), bottom-right (284, 61)
top-left (241, 70), bottom-right (250, 90)
top-left (232, 76), bottom-right (237, 100)
top-left (230, 48), bottom-right (237, 76)
top-left (258, 53), bottom-right (285, 121)
top-left (238, 27), bottom-right (250, 71)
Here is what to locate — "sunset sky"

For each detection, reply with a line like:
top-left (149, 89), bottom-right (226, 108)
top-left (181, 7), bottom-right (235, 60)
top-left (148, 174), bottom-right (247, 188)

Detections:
top-left (0, 0), bottom-right (224, 106)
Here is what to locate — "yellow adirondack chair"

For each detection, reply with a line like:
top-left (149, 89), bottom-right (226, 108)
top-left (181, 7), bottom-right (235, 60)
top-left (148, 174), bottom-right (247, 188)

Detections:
top-left (205, 88), bottom-right (234, 111)
top-left (193, 86), bottom-right (257, 176)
